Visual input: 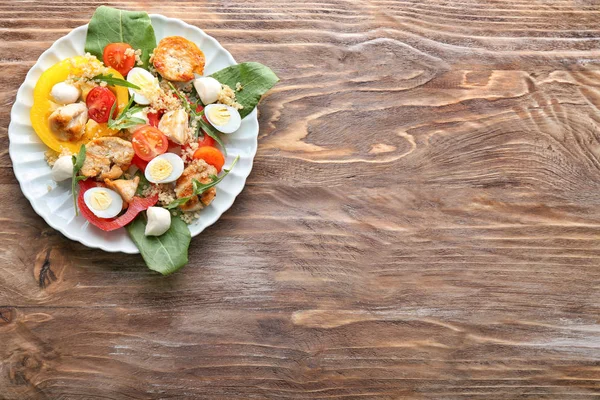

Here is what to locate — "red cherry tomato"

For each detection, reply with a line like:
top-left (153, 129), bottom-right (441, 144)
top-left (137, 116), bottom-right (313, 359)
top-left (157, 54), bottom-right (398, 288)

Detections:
top-left (168, 141), bottom-right (182, 157)
top-left (86, 87), bottom-right (117, 123)
top-left (131, 125), bottom-right (169, 161)
top-left (103, 43), bottom-right (136, 77)
top-left (195, 104), bottom-right (204, 113)
top-left (147, 110), bottom-right (163, 127)
top-left (197, 133), bottom-right (216, 147)
top-left (131, 154), bottom-right (149, 172)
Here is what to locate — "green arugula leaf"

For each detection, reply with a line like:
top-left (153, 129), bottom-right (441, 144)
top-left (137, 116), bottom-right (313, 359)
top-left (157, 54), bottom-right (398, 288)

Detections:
top-left (167, 82), bottom-right (192, 114)
top-left (210, 62), bottom-right (279, 118)
top-left (85, 6), bottom-right (156, 69)
top-left (73, 144), bottom-right (86, 172)
top-left (71, 145), bottom-right (87, 215)
top-left (108, 96), bottom-right (147, 130)
top-left (198, 117), bottom-right (226, 153)
top-left (165, 155), bottom-right (240, 209)
top-left (127, 105), bottom-right (146, 115)
top-left (165, 198), bottom-right (188, 210)
top-left (111, 117), bottom-right (146, 130)
top-left (93, 73), bottom-right (140, 90)
top-left (126, 215), bottom-right (191, 275)
top-left (107, 100), bottom-right (119, 128)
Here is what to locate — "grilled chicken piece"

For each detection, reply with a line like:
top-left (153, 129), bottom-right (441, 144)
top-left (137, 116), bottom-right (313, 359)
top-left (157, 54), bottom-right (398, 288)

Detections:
top-left (104, 176), bottom-right (140, 203)
top-left (48, 102), bottom-right (87, 141)
top-left (152, 36), bottom-right (205, 81)
top-left (81, 137), bottom-right (135, 180)
top-left (158, 109), bottom-right (189, 145)
top-left (174, 159), bottom-right (217, 212)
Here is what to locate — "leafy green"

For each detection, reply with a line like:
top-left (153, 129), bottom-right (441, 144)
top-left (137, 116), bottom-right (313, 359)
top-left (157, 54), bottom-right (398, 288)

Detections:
top-left (165, 155), bottom-right (240, 209)
top-left (210, 62), bottom-right (279, 118)
top-left (126, 215), bottom-right (191, 275)
top-left (93, 74), bottom-right (140, 90)
top-left (85, 6), bottom-right (156, 68)
top-left (71, 145), bottom-right (87, 216)
top-left (108, 96), bottom-right (146, 130)
top-left (72, 144), bottom-right (86, 172)
top-left (167, 82), bottom-right (192, 112)
top-left (198, 117), bottom-right (226, 152)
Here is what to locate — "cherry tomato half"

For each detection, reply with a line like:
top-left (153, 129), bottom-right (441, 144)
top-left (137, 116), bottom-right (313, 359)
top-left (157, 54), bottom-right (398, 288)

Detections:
top-left (193, 146), bottom-right (225, 172)
top-left (131, 154), bottom-right (149, 172)
top-left (147, 110), bottom-right (164, 127)
top-left (131, 125), bottom-right (169, 161)
top-left (197, 133), bottom-right (216, 147)
top-left (86, 87), bottom-right (117, 123)
top-left (103, 43), bottom-right (136, 77)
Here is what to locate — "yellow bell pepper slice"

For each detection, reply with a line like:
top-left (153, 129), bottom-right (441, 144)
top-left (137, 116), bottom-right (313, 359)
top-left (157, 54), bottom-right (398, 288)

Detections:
top-left (30, 56), bottom-right (129, 153)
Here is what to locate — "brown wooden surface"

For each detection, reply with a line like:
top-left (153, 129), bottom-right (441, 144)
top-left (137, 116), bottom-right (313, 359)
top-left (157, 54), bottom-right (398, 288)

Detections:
top-left (2, 0), bottom-right (600, 398)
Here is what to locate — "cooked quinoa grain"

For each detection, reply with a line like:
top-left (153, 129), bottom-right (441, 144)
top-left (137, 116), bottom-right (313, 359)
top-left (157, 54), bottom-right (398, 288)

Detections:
top-left (156, 184), bottom-right (177, 206)
top-left (65, 53), bottom-right (109, 91)
top-left (125, 48), bottom-right (144, 66)
top-left (218, 84), bottom-right (243, 110)
top-left (45, 148), bottom-right (72, 167)
top-left (180, 211), bottom-right (201, 224)
top-left (181, 141), bottom-right (199, 163)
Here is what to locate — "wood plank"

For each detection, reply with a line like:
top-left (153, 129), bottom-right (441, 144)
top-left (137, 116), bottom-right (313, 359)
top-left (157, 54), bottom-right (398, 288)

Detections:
top-left (2, 0), bottom-right (600, 398)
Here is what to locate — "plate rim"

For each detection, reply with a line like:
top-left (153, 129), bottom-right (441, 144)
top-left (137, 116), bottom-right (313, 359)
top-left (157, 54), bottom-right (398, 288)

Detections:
top-left (8, 13), bottom-right (258, 254)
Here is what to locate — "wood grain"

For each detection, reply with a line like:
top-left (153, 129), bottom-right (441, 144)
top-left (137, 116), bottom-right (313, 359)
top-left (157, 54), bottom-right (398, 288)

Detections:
top-left (2, 0), bottom-right (600, 398)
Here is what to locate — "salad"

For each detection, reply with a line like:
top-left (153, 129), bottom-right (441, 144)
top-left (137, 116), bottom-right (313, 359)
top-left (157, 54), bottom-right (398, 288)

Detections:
top-left (31, 6), bottom-right (278, 274)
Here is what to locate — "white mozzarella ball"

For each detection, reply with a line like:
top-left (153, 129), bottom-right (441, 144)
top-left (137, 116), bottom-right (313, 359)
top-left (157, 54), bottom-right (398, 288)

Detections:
top-left (51, 155), bottom-right (74, 181)
top-left (193, 77), bottom-right (221, 105)
top-left (145, 207), bottom-right (171, 236)
top-left (50, 82), bottom-right (81, 104)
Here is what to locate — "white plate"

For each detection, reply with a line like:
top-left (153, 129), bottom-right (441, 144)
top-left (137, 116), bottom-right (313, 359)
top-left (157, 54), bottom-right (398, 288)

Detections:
top-left (8, 14), bottom-right (258, 254)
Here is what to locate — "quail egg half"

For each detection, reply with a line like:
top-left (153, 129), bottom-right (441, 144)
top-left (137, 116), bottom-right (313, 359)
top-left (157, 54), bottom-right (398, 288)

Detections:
top-left (84, 187), bottom-right (123, 219)
top-left (204, 104), bottom-right (241, 134)
top-left (145, 153), bottom-right (185, 184)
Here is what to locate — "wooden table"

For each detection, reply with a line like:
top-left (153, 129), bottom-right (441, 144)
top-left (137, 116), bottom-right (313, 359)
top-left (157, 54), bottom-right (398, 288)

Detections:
top-left (2, 1), bottom-right (600, 398)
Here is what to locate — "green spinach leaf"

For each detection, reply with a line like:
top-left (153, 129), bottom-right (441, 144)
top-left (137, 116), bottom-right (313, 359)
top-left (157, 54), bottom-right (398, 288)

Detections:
top-left (85, 6), bottom-right (156, 68)
top-left (127, 215), bottom-right (191, 275)
top-left (210, 62), bottom-right (279, 118)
